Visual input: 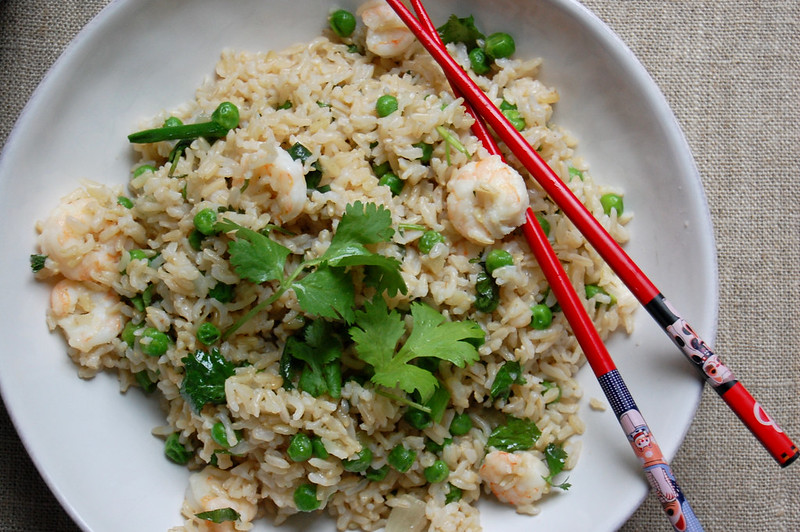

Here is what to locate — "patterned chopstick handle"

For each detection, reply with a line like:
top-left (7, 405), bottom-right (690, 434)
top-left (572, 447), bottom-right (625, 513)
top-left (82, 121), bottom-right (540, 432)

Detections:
top-left (599, 370), bottom-right (704, 532)
top-left (646, 295), bottom-right (799, 467)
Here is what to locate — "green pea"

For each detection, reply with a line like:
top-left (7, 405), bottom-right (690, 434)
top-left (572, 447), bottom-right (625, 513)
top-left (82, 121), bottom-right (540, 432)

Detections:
top-left (121, 320), bottom-right (144, 346)
top-left (600, 193), bottom-right (624, 215)
top-left (365, 464), bottom-right (389, 482)
top-left (499, 100), bottom-right (526, 131)
top-left (485, 249), bottom-right (514, 273)
top-left (311, 436), bottom-right (329, 459)
top-left (376, 94), bottom-right (399, 117)
top-left (196, 322), bottom-right (221, 346)
top-left (378, 172), bottom-right (404, 196)
top-left (535, 213), bottom-right (551, 237)
top-left (164, 433), bottom-right (191, 465)
top-left (404, 408), bottom-right (431, 430)
top-left (293, 483), bottom-right (320, 512)
top-left (387, 444), bottom-right (416, 473)
top-left (530, 304), bottom-right (553, 330)
top-left (163, 117), bottom-right (183, 128)
top-left (445, 483), bottom-right (463, 504)
top-left (585, 284), bottom-right (616, 306)
top-left (193, 208), bottom-right (218, 236)
top-left (484, 32), bottom-right (516, 59)
top-left (211, 422), bottom-right (239, 448)
top-left (412, 142), bottom-right (433, 163)
top-left (418, 230), bottom-right (445, 254)
top-left (424, 460), bottom-right (449, 483)
top-left (342, 446), bottom-right (373, 472)
top-left (140, 327), bottom-right (169, 357)
top-left (468, 47), bottom-right (491, 75)
top-left (211, 101), bottom-right (240, 131)
top-left (329, 9), bottom-right (356, 38)
top-left (132, 164), bottom-right (156, 178)
top-left (449, 413), bottom-right (472, 436)
top-left (287, 433), bottom-right (313, 462)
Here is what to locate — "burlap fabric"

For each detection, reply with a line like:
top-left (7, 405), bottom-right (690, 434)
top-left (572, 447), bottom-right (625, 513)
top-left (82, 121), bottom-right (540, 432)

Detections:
top-left (1, 1), bottom-right (797, 530)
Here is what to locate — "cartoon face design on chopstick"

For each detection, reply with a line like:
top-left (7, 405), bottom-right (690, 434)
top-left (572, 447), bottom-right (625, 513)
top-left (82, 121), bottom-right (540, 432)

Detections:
top-left (666, 317), bottom-right (735, 387)
top-left (619, 409), bottom-right (662, 467)
top-left (645, 465), bottom-right (687, 531)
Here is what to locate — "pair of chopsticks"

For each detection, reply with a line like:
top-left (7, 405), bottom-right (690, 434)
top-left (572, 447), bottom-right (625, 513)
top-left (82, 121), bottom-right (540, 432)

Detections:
top-left (386, 0), bottom-right (797, 466)
top-left (396, 1), bottom-right (703, 530)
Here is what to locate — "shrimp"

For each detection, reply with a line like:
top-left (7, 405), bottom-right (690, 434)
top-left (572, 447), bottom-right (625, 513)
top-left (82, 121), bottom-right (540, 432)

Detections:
top-left (358, 0), bottom-right (415, 58)
top-left (49, 279), bottom-right (124, 353)
top-left (38, 194), bottom-right (123, 285)
top-left (183, 466), bottom-right (258, 532)
top-left (446, 155), bottom-right (529, 245)
top-left (479, 450), bottom-right (549, 507)
top-left (242, 141), bottom-right (306, 224)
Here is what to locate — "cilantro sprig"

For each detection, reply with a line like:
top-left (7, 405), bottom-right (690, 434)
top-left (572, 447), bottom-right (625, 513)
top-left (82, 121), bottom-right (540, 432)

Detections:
top-left (218, 201), bottom-right (406, 338)
top-left (544, 442), bottom-right (572, 490)
top-left (349, 297), bottom-right (484, 402)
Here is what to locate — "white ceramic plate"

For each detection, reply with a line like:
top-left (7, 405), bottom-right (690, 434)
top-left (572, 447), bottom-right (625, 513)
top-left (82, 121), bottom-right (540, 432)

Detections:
top-left (0, 0), bottom-right (717, 530)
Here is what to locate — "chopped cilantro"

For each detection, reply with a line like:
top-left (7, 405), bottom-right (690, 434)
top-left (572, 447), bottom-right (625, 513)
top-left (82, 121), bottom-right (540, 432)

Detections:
top-left (489, 360), bottom-right (525, 400)
top-left (486, 416), bottom-right (541, 452)
top-left (180, 348), bottom-right (236, 412)
top-left (350, 297), bottom-right (484, 402)
top-left (544, 442), bottom-right (572, 490)
top-left (29, 254), bottom-right (47, 273)
top-left (437, 14), bottom-right (485, 51)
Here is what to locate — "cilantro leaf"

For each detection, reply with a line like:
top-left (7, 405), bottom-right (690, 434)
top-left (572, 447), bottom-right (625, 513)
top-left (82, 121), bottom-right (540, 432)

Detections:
top-left (349, 297), bottom-right (406, 370)
top-left (373, 361), bottom-right (440, 402)
top-left (350, 298), bottom-right (483, 402)
top-left (398, 302), bottom-right (484, 368)
top-left (180, 348), bottom-right (236, 412)
top-left (292, 265), bottom-right (356, 322)
top-left (486, 416), bottom-right (541, 452)
top-left (544, 443), bottom-right (572, 490)
top-left (324, 201), bottom-right (395, 259)
top-left (337, 254), bottom-right (405, 297)
top-left (30, 254), bottom-right (47, 273)
top-left (318, 202), bottom-right (406, 298)
top-left (216, 220), bottom-right (290, 284)
top-left (195, 508), bottom-right (241, 523)
top-left (490, 361), bottom-right (525, 400)
top-left (437, 14), bottom-right (485, 50)
top-left (284, 320), bottom-right (344, 398)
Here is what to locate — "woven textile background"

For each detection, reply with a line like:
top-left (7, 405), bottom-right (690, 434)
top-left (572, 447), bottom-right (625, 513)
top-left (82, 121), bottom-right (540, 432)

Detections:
top-left (1, 1), bottom-right (798, 530)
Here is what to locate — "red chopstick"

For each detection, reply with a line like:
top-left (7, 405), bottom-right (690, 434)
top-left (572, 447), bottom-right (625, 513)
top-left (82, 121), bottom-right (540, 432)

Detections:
top-left (406, 2), bottom-right (704, 529)
top-left (386, 0), bottom-right (798, 468)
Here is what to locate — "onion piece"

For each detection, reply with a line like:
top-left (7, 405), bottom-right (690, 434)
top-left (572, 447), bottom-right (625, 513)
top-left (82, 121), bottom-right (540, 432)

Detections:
top-left (385, 495), bottom-right (428, 532)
